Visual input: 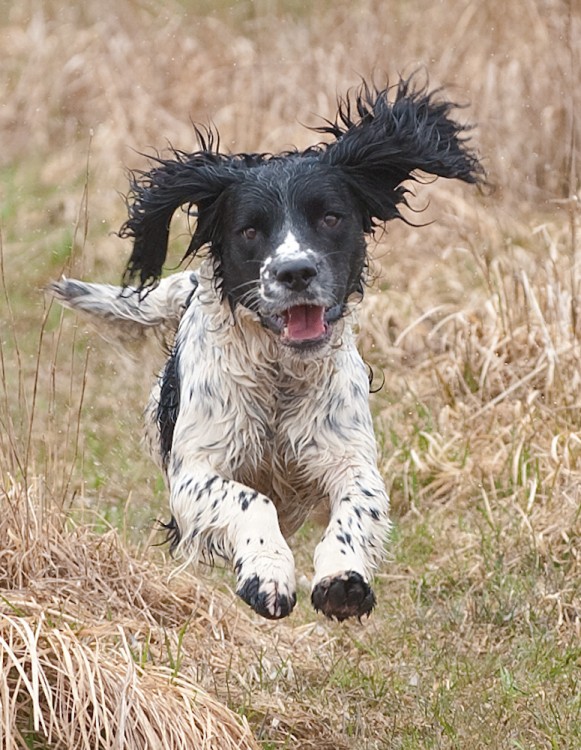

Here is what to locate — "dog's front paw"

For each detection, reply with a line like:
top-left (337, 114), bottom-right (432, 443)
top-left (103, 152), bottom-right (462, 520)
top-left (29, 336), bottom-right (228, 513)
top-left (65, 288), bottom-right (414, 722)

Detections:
top-left (311, 571), bottom-right (376, 621)
top-left (237, 574), bottom-right (296, 620)
top-left (235, 543), bottom-right (297, 619)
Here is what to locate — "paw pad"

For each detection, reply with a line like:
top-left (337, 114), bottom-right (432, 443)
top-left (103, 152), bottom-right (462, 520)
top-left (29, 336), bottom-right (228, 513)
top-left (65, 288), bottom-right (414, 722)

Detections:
top-left (311, 571), bottom-right (375, 622)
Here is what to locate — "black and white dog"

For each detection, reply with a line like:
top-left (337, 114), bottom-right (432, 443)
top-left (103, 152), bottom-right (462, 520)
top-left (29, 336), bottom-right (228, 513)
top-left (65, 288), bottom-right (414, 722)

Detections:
top-left (50, 77), bottom-right (483, 622)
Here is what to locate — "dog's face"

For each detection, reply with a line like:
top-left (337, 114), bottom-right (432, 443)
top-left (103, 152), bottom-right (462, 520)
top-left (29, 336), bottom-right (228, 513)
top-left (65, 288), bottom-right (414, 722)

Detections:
top-left (215, 161), bottom-right (366, 350)
top-left (119, 77), bottom-right (484, 345)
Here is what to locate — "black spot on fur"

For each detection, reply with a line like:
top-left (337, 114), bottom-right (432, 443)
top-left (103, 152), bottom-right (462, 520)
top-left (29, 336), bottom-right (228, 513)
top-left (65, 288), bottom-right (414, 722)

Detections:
top-left (240, 491), bottom-right (258, 511)
top-left (203, 475), bottom-right (220, 494)
top-left (156, 281), bottom-right (197, 470)
top-left (184, 272), bottom-right (199, 307)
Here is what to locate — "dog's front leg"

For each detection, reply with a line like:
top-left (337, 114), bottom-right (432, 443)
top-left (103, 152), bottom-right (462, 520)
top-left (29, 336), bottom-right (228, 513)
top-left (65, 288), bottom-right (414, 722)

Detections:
top-left (311, 463), bottom-right (390, 621)
top-left (169, 467), bottom-right (296, 619)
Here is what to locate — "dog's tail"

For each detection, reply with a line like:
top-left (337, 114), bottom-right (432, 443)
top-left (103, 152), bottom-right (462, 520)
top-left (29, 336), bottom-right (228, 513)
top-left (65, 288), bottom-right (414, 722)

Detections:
top-left (47, 271), bottom-right (197, 354)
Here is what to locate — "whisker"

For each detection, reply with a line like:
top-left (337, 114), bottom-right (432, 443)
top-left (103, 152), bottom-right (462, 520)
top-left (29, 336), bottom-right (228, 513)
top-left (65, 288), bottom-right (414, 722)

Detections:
top-left (236, 287), bottom-right (262, 309)
top-left (229, 278), bottom-right (260, 296)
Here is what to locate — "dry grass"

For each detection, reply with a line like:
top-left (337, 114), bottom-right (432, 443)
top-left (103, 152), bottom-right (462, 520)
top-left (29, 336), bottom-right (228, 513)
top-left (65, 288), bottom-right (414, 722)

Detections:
top-left (0, 612), bottom-right (252, 750)
top-left (1, 0), bottom-right (581, 748)
top-left (1, 478), bottom-right (262, 749)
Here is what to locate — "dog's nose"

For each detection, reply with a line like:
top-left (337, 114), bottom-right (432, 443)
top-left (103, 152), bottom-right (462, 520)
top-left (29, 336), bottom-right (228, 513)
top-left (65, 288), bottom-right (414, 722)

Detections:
top-left (275, 259), bottom-right (318, 292)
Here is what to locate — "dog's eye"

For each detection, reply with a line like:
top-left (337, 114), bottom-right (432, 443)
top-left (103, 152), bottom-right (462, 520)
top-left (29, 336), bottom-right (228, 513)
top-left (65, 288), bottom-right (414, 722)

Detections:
top-left (242, 226), bottom-right (257, 240)
top-left (322, 213), bottom-right (341, 228)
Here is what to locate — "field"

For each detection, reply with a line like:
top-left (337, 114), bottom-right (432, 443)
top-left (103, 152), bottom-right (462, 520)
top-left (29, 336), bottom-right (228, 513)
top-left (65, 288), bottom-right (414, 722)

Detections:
top-left (1, 0), bottom-right (580, 747)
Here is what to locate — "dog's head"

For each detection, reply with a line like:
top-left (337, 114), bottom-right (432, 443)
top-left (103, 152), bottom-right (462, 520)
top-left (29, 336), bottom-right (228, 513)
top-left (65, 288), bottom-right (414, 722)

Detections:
top-left (120, 76), bottom-right (485, 352)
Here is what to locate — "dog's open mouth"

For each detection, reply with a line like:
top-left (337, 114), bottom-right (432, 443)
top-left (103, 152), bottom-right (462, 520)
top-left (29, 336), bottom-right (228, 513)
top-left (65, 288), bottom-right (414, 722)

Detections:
top-left (262, 304), bottom-right (343, 347)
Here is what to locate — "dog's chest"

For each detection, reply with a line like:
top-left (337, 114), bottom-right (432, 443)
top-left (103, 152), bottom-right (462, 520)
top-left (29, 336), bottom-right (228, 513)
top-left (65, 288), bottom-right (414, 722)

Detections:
top-left (237, 367), bottom-right (320, 467)
top-left (175, 300), bottom-right (366, 533)
top-left (235, 373), bottom-right (331, 535)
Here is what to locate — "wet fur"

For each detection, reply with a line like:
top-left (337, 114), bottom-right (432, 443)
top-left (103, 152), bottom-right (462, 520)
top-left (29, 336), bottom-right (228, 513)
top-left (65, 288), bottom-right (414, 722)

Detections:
top-left (49, 76), bottom-right (483, 621)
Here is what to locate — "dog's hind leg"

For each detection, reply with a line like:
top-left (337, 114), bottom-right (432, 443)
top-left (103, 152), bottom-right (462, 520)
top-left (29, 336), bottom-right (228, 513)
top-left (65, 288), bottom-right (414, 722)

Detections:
top-left (47, 272), bottom-right (197, 351)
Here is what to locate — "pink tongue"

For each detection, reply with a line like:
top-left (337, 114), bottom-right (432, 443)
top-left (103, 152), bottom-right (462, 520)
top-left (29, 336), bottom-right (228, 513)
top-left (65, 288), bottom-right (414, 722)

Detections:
top-left (286, 305), bottom-right (326, 341)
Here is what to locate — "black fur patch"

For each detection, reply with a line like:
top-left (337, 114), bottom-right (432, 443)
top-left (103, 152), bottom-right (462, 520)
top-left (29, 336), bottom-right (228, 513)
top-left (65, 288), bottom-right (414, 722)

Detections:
top-left (237, 575), bottom-right (296, 620)
top-left (156, 275), bottom-right (197, 468)
top-left (158, 515), bottom-right (182, 555)
top-left (118, 77), bottom-right (484, 296)
top-left (311, 571), bottom-right (375, 621)
top-left (157, 348), bottom-right (181, 470)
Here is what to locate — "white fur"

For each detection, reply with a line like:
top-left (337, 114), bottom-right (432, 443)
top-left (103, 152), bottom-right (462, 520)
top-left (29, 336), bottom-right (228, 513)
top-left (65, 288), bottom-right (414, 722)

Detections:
top-left (272, 230), bottom-right (308, 262)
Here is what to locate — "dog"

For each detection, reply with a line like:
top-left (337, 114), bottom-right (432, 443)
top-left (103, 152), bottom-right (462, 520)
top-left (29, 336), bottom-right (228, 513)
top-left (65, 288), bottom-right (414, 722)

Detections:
top-left (49, 76), bottom-right (483, 621)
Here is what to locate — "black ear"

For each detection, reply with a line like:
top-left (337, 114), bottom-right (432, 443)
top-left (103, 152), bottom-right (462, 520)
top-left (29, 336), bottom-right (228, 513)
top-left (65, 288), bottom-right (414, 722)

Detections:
top-left (119, 138), bottom-right (240, 292)
top-left (319, 76), bottom-right (485, 231)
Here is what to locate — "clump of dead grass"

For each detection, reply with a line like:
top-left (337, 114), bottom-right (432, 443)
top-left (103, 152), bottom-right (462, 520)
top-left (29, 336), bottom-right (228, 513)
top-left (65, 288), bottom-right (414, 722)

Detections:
top-left (0, 470), bottom-right (362, 749)
top-left (0, 475), bottom-right (262, 749)
top-left (0, 612), bottom-right (254, 750)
